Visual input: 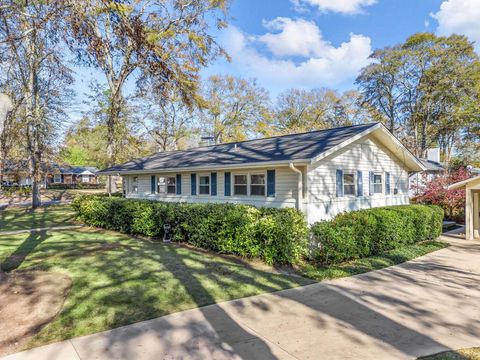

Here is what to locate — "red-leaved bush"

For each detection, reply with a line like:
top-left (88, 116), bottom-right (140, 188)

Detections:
top-left (412, 168), bottom-right (471, 219)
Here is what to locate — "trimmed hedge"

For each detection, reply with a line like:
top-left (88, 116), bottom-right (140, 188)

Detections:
top-left (310, 205), bottom-right (444, 265)
top-left (48, 183), bottom-right (104, 190)
top-left (72, 195), bottom-right (308, 265)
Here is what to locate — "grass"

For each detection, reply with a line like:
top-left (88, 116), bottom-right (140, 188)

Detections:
top-left (0, 228), bottom-right (313, 348)
top-left (0, 205), bottom-right (77, 233)
top-left (419, 348), bottom-right (480, 359)
top-left (298, 240), bottom-right (448, 281)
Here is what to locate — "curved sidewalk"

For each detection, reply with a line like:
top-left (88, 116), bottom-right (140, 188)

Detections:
top-left (3, 229), bottom-right (480, 360)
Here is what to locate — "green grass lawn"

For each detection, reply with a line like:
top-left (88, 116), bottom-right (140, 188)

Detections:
top-left (0, 228), bottom-right (313, 348)
top-left (419, 348), bottom-right (480, 360)
top-left (298, 240), bottom-right (448, 281)
top-left (0, 205), bottom-right (77, 232)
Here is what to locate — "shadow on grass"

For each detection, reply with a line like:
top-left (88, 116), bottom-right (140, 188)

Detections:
top-left (0, 231), bottom-right (50, 272)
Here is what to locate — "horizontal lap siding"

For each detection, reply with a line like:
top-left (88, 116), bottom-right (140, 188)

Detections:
top-left (124, 166), bottom-right (301, 209)
top-left (307, 136), bottom-right (410, 224)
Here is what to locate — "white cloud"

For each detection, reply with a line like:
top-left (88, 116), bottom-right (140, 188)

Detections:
top-left (432, 0), bottom-right (480, 51)
top-left (219, 22), bottom-right (373, 92)
top-left (258, 17), bottom-right (328, 57)
top-left (293, 0), bottom-right (377, 14)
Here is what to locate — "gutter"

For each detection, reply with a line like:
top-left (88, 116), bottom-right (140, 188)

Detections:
top-left (289, 163), bottom-right (303, 212)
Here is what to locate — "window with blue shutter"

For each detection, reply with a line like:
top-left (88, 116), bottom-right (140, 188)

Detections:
top-left (385, 172), bottom-right (391, 195)
top-left (224, 172), bottom-right (231, 196)
top-left (336, 169), bottom-right (343, 197)
top-left (176, 174), bottom-right (182, 195)
top-left (369, 171), bottom-right (374, 196)
top-left (151, 175), bottom-right (156, 194)
top-left (267, 170), bottom-right (276, 197)
top-left (357, 170), bottom-right (363, 197)
top-left (211, 172), bottom-right (217, 196)
top-left (190, 173), bottom-right (196, 195)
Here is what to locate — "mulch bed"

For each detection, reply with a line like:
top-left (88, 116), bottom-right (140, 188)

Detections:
top-left (0, 271), bottom-right (72, 356)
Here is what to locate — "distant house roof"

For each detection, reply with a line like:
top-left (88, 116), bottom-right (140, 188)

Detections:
top-left (100, 122), bottom-right (425, 174)
top-left (418, 159), bottom-right (444, 172)
top-left (1, 161), bottom-right (98, 175)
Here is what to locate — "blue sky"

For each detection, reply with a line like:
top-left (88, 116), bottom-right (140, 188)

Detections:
top-left (71, 0), bottom-right (480, 118)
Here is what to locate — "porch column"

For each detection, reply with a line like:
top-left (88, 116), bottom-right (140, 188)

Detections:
top-left (474, 191), bottom-right (479, 239)
top-left (466, 188), bottom-right (473, 240)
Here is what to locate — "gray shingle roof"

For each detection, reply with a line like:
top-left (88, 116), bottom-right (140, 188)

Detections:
top-left (99, 123), bottom-right (378, 174)
top-left (418, 159), bottom-right (444, 172)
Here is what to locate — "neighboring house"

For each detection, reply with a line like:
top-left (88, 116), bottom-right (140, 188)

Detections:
top-left (409, 148), bottom-right (445, 196)
top-left (99, 123), bottom-right (425, 224)
top-left (1, 161), bottom-right (99, 187)
top-left (449, 175), bottom-right (480, 240)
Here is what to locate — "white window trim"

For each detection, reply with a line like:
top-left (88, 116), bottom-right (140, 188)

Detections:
top-left (231, 171), bottom-right (267, 198)
top-left (132, 176), bottom-right (139, 193)
top-left (154, 175), bottom-right (178, 195)
top-left (343, 171), bottom-right (356, 197)
top-left (198, 173), bottom-right (210, 196)
top-left (53, 174), bottom-right (62, 184)
top-left (373, 172), bottom-right (383, 195)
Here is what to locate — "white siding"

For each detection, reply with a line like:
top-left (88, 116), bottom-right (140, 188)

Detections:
top-left (124, 166), bottom-right (303, 209)
top-left (306, 135), bottom-right (410, 224)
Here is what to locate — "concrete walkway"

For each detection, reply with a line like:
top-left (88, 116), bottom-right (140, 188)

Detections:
top-left (3, 229), bottom-right (480, 360)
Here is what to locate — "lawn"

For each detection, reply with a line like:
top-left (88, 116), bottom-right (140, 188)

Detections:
top-left (0, 227), bottom-right (313, 349)
top-left (0, 205), bottom-right (77, 233)
top-left (419, 347), bottom-right (480, 360)
top-left (298, 240), bottom-right (448, 281)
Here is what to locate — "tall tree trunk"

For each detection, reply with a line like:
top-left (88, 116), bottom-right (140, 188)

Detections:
top-left (106, 92), bottom-right (122, 167)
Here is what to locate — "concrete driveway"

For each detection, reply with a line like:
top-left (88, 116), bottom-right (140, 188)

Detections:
top-left (3, 229), bottom-right (480, 360)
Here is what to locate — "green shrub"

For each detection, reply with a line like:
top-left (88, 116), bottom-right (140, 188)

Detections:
top-left (48, 183), bottom-right (104, 190)
top-left (72, 195), bottom-right (308, 265)
top-left (310, 204), bottom-right (444, 265)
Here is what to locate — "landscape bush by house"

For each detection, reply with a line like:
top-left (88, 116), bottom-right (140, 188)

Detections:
top-left (72, 195), bottom-right (308, 265)
top-left (47, 183), bottom-right (104, 190)
top-left (310, 205), bottom-right (444, 265)
top-left (0, 185), bottom-right (32, 197)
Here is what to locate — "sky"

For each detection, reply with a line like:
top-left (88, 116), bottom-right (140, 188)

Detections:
top-left (71, 0), bottom-right (480, 119)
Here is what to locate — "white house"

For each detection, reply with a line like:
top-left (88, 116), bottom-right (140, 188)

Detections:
top-left (448, 175), bottom-right (480, 240)
top-left (99, 123), bottom-right (425, 224)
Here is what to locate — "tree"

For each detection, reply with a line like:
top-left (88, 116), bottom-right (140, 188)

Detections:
top-left (134, 88), bottom-right (195, 152)
top-left (413, 168), bottom-right (471, 219)
top-left (357, 33), bottom-right (479, 160)
top-left (63, 0), bottom-right (228, 165)
top-left (0, 0), bottom-right (73, 207)
top-left (199, 75), bottom-right (272, 144)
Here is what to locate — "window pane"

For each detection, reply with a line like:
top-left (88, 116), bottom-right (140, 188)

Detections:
top-left (167, 177), bottom-right (176, 185)
top-left (374, 184), bottom-right (383, 194)
top-left (199, 185), bottom-right (209, 195)
top-left (251, 174), bottom-right (265, 185)
top-left (344, 184), bottom-right (355, 196)
top-left (251, 185), bottom-right (265, 196)
top-left (343, 173), bottom-right (354, 185)
top-left (200, 176), bottom-right (209, 185)
top-left (234, 185), bottom-right (247, 195)
top-left (234, 175), bottom-right (247, 185)
top-left (374, 175), bottom-right (382, 184)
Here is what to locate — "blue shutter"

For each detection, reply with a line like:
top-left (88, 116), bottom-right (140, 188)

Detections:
top-left (190, 173), bottom-right (196, 195)
top-left (369, 171), bottom-right (374, 196)
top-left (385, 172), bottom-right (391, 195)
top-left (224, 172), bottom-right (231, 196)
top-left (267, 170), bottom-right (276, 197)
top-left (151, 175), bottom-right (156, 194)
top-left (211, 172), bottom-right (217, 196)
top-left (357, 170), bottom-right (363, 197)
top-left (176, 174), bottom-right (182, 195)
top-left (336, 169), bottom-right (343, 197)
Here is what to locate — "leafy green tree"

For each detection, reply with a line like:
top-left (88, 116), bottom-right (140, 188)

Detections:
top-left (63, 0), bottom-right (229, 165)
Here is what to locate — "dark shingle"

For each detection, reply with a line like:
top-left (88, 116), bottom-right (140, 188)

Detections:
top-left (99, 123), bottom-right (378, 173)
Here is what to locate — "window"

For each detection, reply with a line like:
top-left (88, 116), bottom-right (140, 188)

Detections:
top-left (199, 175), bottom-right (210, 195)
top-left (53, 174), bottom-right (61, 184)
top-left (82, 175), bottom-right (90, 183)
top-left (157, 177), bottom-right (166, 193)
top-left (167, 177), bottom-right (176, 194)
top-left (250, 174), bottom-right (265, 196)
top-left (343, 173), bottom-right (355, 196)
top-left (234, 174), bottom-right (247, 195)
top-left (132, 176), bottom-right (138, 193)
top-left (374, 174), bottom-right (383, 194)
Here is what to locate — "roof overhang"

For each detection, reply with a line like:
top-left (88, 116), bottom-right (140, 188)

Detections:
top-left (448, 175), bottom-right (480, 190)
top-left (311, 123), bottom-right (426, 172)
top-left (98, 159), bottom-right (310, 176)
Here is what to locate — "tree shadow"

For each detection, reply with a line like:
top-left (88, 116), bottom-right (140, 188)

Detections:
top-left (0, 230), bottom-right (50, 271)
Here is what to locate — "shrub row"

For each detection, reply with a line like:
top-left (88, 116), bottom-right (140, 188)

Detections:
top-left (72, 195), bottom-right (308, 265)
top-left (48, 183), bottom-right (104, 190)
top-left (0, 185), bottom-right (32, 197)
top-left (310, 204), bottom-right (443, 265)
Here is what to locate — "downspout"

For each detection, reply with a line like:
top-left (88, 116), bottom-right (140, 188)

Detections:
top-left (289, 163), bottom-right (303, 213)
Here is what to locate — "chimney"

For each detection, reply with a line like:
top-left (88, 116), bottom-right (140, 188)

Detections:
top-left (427, 148), bottom-right (440, 163)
